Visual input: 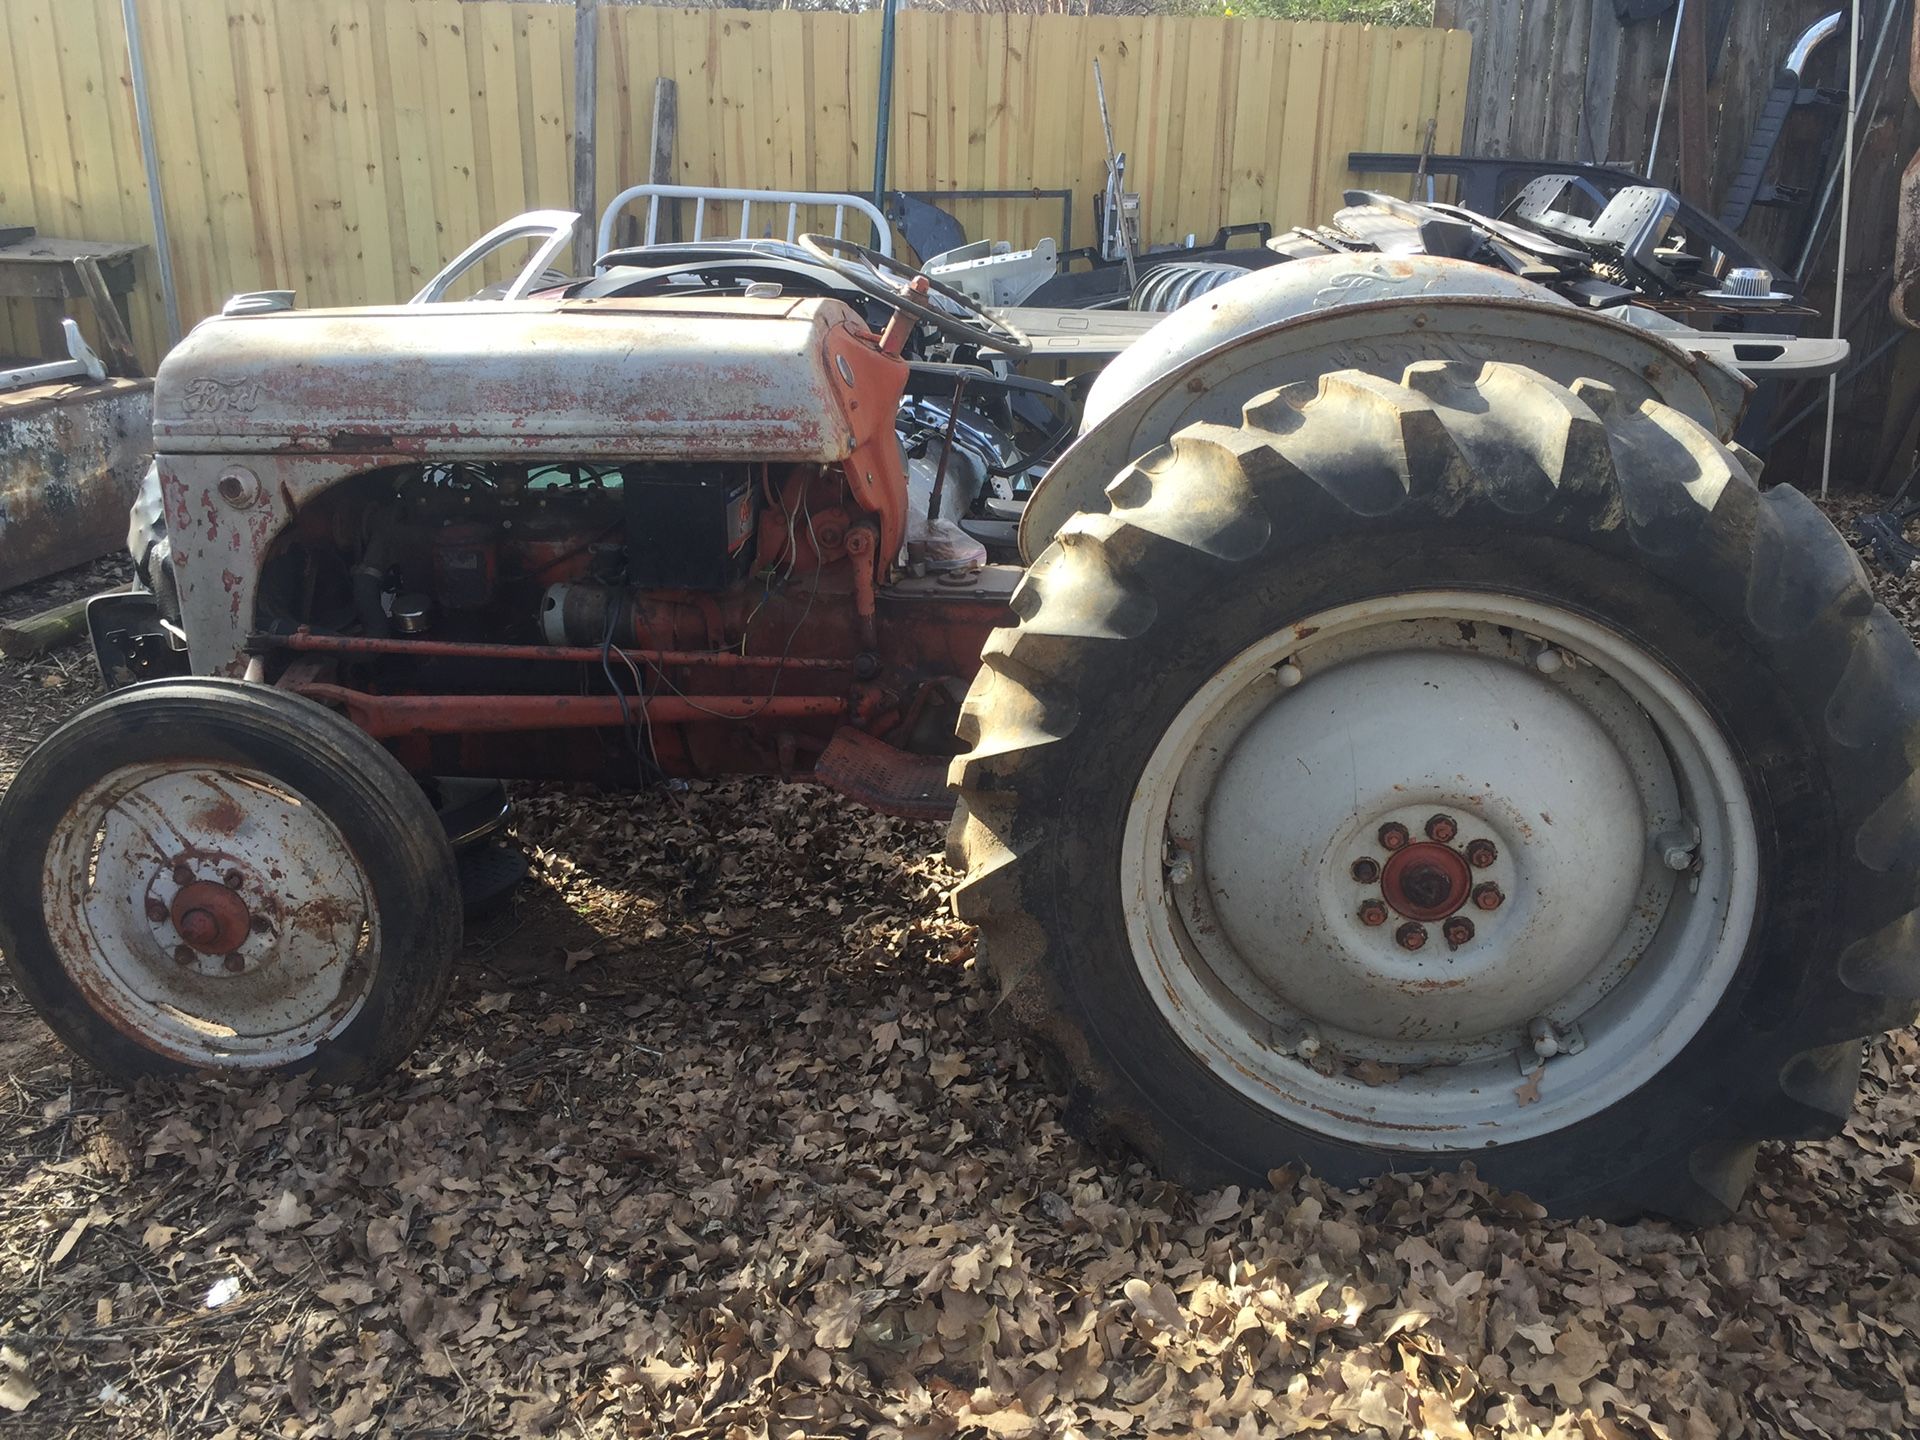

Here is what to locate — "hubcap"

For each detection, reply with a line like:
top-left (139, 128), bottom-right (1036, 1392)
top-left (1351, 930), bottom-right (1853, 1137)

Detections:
top-left (43, 765), bottom-right (378, 1067)
top-left (1124, 592), bottom-right (1756, 1149)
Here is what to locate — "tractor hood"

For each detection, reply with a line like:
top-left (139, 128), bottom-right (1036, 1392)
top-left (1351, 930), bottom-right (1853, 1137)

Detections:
top-left (152, 295), bottom-right (867, 461)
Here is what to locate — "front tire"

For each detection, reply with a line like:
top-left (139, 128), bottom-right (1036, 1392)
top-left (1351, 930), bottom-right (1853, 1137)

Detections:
top-left (949, 360), bottom-right (1920, 1222)
top-left (0, 679), bottom-right (461, 1083)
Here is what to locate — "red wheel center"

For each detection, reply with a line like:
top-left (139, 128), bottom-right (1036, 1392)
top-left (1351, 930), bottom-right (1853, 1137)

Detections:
top-left (1380, 841), bottom-right (1473, 922)
top-left (170, 880), bottom-right (252, 955)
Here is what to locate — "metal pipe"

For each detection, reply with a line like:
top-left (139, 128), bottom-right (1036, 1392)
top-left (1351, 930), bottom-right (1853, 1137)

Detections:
top-left (119, 0), bottom-right (180, 345)
top-left (872, 0), bottom-right (899, 227)
top-left (1646, 0), bottom-right (1688, 180)
top-left (267, 630), bottom-right (851, 670)
top-left (1823, 0), bottom-right (1863, 498)
top-left (293, 684), bottom-right (848, 739)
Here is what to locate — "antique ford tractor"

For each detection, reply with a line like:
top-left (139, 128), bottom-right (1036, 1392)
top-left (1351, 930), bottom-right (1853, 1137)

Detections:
top-left (4, 230), bottom-right (1918, 1223)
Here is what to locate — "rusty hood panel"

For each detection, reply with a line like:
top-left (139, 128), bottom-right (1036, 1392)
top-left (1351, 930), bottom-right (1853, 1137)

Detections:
top-left (152, 295), bottom-right (864, 461)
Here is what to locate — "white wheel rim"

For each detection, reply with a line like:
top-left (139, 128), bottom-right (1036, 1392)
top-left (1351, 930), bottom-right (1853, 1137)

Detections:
top-left (1120, 591), bottom-right (1757, 1150)
top-left (42, 764), bottom-right (379, 1068)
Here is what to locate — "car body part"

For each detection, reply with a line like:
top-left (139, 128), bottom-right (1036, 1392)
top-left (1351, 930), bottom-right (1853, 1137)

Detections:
top-left (923, 237), bottom-right (1059, 308)
top-left (887, 189), bottom-right (1076, 261)
top-left (1720, 12), bottom-right (1847, 230)
top-left (9, 220), bottom-right (1918, 1228)
top-left (411, 210), bottom-right (582, 305)
top-left (0, 373), bottom-right (152, 592)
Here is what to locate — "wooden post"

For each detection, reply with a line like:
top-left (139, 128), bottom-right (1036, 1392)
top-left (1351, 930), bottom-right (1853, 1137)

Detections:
top-left (0, 595), bottom-right (97, 660)
top-left (649, 78), bottom-right (678, 241)
top-left (1581, 2), bottom-right (1622, 166)
top-left (1672, 0), bottom-right (1710, 202)
top-left (572, 0), bottom-right (600, 275)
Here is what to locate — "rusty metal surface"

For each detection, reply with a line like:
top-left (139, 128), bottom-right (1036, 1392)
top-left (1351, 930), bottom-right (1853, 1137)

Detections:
top-left (41, 761), bottom-right (376, 1067)
top-left (269, 630), bottom-right (853, 671)
top-left (813, 725), bottom-right (954, 820)
top-left (1894, 9), bottom-right (1920, 329)
top-left (152, 295), bottom-right (867, 460)
top-left (0, 379), bottom-right (152, 591)
top-left (292, 684), bottom-right (848, 739)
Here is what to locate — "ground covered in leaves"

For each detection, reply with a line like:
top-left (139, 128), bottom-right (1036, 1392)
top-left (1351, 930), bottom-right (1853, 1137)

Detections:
top-left (1, 511), bottom-right (1918, 1439)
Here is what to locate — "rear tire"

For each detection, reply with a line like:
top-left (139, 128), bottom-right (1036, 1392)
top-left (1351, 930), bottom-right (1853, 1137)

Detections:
top-left (949, 360), bottom-right (1920, 1222)
top-left (0, 679), bottom-right (461, 1083)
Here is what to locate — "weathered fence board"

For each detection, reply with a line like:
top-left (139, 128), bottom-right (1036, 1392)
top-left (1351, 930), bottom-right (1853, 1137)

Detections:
top-left (0, 1), bottom-right (1472, 371)
top-left (1437, 0), bottom-right (1920, 489)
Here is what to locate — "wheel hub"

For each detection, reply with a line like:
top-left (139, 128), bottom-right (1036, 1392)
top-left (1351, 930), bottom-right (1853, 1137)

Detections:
top-left (1379, 841), bottom-right (1471, 921)
top-left (170, 879), bottom-right (252, 955)
top-left (1196, 648), bottom-right (1648, 1045)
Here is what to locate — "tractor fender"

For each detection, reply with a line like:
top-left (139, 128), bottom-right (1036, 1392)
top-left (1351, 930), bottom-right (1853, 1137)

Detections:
top-left (1022, 254), bottom-right (1749, 561)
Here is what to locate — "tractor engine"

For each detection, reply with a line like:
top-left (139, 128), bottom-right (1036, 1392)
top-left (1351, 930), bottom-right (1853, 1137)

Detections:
top-left (248, 452), bottom-right (1005, 791)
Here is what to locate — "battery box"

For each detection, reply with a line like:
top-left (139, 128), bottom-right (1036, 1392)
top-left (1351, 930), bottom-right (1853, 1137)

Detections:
top-left (623, 463), bottom-right (758, 590)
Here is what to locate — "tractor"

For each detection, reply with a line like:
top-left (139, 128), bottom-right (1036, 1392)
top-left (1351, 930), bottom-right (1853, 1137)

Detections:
top-left (3, 224), bottom-right (1916, 1224)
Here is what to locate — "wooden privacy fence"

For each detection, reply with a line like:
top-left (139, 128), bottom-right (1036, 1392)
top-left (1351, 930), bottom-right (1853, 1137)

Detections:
top-left (0, 0), bottom-right (1470, 371)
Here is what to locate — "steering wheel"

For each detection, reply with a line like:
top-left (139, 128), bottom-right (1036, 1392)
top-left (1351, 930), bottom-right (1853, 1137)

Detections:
top-left (800, 234), bottom-right (1031, 357)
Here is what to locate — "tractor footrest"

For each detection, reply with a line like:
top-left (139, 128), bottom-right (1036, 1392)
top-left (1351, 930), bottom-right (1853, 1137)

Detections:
top-left (814, 727), bottom-right (954, 821)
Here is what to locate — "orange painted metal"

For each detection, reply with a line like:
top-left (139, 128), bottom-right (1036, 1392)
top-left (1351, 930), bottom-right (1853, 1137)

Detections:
top-left (293, 683), bottom-right (848, 739)
top-left (269, 630), bottom-right (852, 670)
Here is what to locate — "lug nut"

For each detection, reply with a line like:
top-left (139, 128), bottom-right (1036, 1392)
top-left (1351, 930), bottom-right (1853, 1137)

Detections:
top-left (172, 944), bottom-right (196, 966)
top-left (250, 913), bottom-right (274, 935)
top-left (1395, 922), bottom-right (1428, 951)
top-left (1529, 1017), bottom-right (1560, 1059)
top-left (1357, 900), bottom-right (1389, 927)
top-left (223, 870), bottom-right (245, 890)
top-left (145, 897), bottom-right (170, 924)
top-left (1472, 882), bottom-right (1505, 911)
top-left (223, 952), bottom-right (247, 973)
top-left (1350, 857), bottom-right (1381, 883)
top-left (171, 863), bottom-right (195, 887)
top-left (1442, 915), bottom-right (1475, 948)
top-left (1378, 822), bottom-right (1410, 852)
top-left (1464, 839), bottom-right (1498, 868)
top-left (1425, 814), bottom-right (1458, 843)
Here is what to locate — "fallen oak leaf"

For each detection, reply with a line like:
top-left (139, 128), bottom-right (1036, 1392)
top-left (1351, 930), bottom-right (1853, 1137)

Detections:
top-left (1514, 1064), bottom-right (1546, 1106)
top-left (1512, 1322), bottom-right (1612, 1405)
top-left (0, 1348), bottom-right (36, 1414)
top-left (256, 1189), bottom-right (312, 1234)
top-left (1122, 1276), bottom-right (1186, 1335)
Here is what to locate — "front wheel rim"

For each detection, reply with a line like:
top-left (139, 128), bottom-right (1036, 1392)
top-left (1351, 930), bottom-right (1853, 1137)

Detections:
top-left (42, 763), bottom-right (380, 1068)
top-left (1120, 590), bottom-right (1758, 1151)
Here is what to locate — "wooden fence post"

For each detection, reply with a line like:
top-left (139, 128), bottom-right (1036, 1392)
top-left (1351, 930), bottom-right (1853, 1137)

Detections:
top-left (572, 0), bottom-right (600, 275)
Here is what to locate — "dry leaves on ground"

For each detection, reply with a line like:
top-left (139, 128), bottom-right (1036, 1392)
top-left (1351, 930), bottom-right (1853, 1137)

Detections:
top-left (0, 507), bottom-right (1915, 1438)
